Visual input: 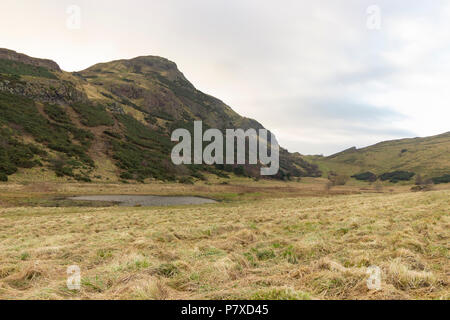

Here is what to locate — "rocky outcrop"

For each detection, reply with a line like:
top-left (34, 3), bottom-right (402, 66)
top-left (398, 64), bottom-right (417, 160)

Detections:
top-left (0, 75), bottom-right (86, 105)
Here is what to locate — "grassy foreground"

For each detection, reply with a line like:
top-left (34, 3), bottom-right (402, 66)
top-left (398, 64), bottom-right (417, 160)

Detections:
top-left (0, 181), bottom-right (448, 300)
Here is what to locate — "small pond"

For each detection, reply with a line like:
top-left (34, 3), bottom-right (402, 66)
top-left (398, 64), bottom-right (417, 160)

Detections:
top-left (67, 195), bottom-right (217, 207)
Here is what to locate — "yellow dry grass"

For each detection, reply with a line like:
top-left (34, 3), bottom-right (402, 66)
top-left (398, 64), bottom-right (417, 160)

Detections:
top-left (0, 181), bottom-right (448, 300)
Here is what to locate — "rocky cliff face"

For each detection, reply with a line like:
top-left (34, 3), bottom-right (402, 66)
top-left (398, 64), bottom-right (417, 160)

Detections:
top-left (78, 55), bottom-right (258, 130)
top-left (0, 49), bottom-right (321, 182)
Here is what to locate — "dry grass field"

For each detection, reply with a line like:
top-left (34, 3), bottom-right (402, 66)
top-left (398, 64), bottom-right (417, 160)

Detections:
top-left (0, 180), bottom-right (448, 300)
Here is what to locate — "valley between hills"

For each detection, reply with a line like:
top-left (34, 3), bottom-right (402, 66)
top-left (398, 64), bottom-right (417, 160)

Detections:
top-left (0, 49), bottom-right (448, 300)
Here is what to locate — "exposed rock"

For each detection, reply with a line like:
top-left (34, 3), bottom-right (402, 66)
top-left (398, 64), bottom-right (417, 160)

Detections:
top-left (106, 102), bottom-right (125, 114)
top-left (0, 76), bottom-right (86, 105)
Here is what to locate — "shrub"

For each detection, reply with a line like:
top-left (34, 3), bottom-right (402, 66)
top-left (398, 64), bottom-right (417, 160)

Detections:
top-left (74, 174), bottom-right (91, 182)
top-left (0, 172), bottom-right (8, 182)
top-left (103, 130), bottom-right (122, 139)
top-left (352, 172), bottom-right (377, 182)
top-left (191, 171), bottom-right (206, 181)
top-left (50, 157), bottom-right (74, 177)
top-left (0, 125), bottom-right (45, 178)
top-left (120, 172), bottom-right (133, 180)
top-left (109, 114), bottom-right (179, 181)
top-left (178, 176), bottom-right (194, 185)
top-left (43, 104), bottom-right (72, 124)
top-left (379, 171), bottom-right (415, 183)
top-left (233, 166), bottom-right (247, 176)
top-left (71, 103), bottom-right (114, 127)
top-left (432, 174), bottom-right (450, 184)
top-left (0, 92), bottom-right (94, 179)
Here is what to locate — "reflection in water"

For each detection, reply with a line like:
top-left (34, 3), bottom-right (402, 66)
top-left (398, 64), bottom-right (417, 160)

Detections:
top-left (68, 195), bottom-right (217, 207)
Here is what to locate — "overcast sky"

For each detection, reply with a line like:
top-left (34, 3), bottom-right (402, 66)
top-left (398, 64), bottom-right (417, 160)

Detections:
top-left (1, 0), bottom-right (450, 155)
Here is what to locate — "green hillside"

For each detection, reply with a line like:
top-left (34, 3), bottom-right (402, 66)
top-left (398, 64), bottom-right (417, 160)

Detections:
top-left (0, 48), bottom-right (321, 183)
top-left (307, 132), bottom-right (450, 182)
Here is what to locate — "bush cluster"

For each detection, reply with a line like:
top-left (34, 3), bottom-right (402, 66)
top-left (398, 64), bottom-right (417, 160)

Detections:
top-left (0, 92), bottom-right (94, 180)
top-left (432, 174), bottom-right (450, 184)
top-left (351, 172), bottom-right (377, 182)
top-left (379, 171), bottom-right (415, 183)
top-left (71, 103), bottom-right (114, 127)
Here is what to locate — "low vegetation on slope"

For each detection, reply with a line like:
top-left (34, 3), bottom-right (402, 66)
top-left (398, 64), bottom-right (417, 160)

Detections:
top-left (308, 132), bottom-right (450, 181)
top-left (71, 102), bottom-right (114, 127)
top-left (0, 58), bottom-right (57, 79)
top-left (0, 92), bottom-right (95, 181)
top-left (0, 127), bottom-right (45, 181)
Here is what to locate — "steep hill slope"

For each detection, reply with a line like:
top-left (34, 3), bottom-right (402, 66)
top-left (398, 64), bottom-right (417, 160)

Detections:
top-left (307, 132), bottom-right (450, 180)
top-left (0, 48), bottom-right (320, 183)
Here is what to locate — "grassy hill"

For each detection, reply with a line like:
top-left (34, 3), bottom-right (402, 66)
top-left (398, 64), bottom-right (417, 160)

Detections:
top-left (307, 132), bottom-right (450, 182)
top-left (0, 48), bottom-right (320, 183)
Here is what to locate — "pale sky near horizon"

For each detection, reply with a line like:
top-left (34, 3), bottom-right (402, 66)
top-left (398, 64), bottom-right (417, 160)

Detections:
top-left (1, 0), bottom-right (450, 155)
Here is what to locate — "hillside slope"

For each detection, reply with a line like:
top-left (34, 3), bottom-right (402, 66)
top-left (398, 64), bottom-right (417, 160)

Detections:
top-left (0, 48), bottom-right (320, 183)
top-left (307, 132), bottom-right (450, 180)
